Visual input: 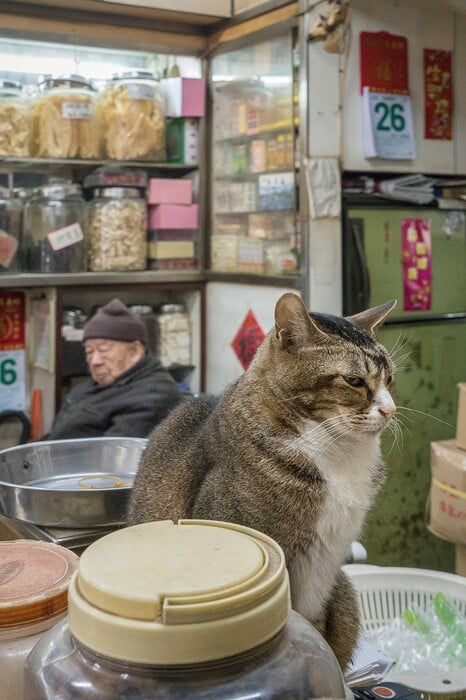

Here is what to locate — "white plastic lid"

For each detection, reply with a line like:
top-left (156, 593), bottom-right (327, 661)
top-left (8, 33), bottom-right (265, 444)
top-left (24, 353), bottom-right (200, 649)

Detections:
top-left (69, 519), bottom-right (290, 664)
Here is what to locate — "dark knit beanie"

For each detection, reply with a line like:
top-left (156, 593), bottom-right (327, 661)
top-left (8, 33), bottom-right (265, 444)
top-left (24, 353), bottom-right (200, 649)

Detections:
top-left (83, 299), bottom-right (147, 344)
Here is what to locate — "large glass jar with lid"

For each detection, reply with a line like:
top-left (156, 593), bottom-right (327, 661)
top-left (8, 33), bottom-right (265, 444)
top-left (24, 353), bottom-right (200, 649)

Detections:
top-left (24, 520), bottom-right (348, 699)
top-left (86, 187), bottom-right (147, 271)
top-left (23, 180), bottom-right (86, 273)
top-left (31, 74), bottom-right (101, 158)
top-left (0, 187), bottom-right (23, 273)
top-left (0, 79), bottom-right (29, 156)
top-left (156, 302), bottom-right (191, 367)
top-left (100, 70), bottom-right (165, 160)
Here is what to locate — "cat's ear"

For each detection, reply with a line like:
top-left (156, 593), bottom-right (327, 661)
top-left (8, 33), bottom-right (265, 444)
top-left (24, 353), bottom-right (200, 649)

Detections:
top-left (346, 300), bottom-right (397, 332)
top-left (275, 293), bottom-right (327, 349)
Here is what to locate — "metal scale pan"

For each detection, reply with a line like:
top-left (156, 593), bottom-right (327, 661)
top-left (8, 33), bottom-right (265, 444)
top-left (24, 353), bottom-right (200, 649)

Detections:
top-left (0, 437), bottom-right (146, 528)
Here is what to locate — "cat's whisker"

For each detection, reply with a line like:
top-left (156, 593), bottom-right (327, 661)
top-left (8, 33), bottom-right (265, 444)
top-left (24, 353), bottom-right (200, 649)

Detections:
top-left (397, 405), bottom-right (454, 428)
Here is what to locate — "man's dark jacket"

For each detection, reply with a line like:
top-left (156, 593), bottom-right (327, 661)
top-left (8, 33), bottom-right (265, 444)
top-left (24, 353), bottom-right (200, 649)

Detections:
top-left (45, 353), bottom-right (183, 440)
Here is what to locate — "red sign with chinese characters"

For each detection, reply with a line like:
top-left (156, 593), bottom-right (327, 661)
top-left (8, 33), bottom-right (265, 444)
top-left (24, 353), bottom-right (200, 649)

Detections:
top-left (0, 290), bottom-right (25, 350)
top-left (231, 310), bottom-right (265, 371)
top-left (424, 49), bottom-right (453, 140)
top-left (401, 218), bottom-right (432, 312)
top-left (360, 31), bottom-right (409, 95)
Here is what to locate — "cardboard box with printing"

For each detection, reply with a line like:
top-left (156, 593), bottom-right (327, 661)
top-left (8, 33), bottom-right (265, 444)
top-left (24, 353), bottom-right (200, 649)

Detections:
top-left (428, 439), bottom-right (466, 546)
top-left (456, 382), bottom-right (466, 450)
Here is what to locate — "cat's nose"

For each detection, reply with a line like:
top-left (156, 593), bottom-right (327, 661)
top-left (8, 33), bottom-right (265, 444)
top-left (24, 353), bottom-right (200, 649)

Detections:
top-left (378, 400), bottom-right (396, 419)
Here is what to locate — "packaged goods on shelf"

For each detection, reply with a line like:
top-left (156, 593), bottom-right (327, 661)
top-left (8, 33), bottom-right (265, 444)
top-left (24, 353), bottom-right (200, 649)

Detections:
top-left (258, 172), bottom-right (295, 210)
top-left (83, 168), bottom-right (148, 190)
top-left (166, 117), bottom-right (199, 164)
top-left (0, 79), bottom-right (29, 157)
top-left (148, 203), bottom-right (198, 229)
top-left (100, 70), bottom-right (165, 161)
top-left (160, 77), bottom-right (206, 117)
top-left (87, 187), bottom-right (147, 271)
top-left (147, 178), bottom-right (192, 204)
top-left (248, 211), bottom-right (296, 240)
top-left (237, 238), bottom-right (264, 274)
top-left (211, 235), bottom-right (241, 272)
top-left (149, 257), bottom-right (197, 271)
top-left (148, 228), bottom-right (199, 242)
top-left (31, 75), bottom-right (101, 158)
top-left (148, 240), bottom-right (196, 260)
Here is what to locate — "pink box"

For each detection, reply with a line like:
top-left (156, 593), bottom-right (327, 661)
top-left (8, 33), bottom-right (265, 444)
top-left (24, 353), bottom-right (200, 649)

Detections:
top-left (160, 77), bottom-right (206, 117)
top-left (148, 178), bottom-right (192, 204)
top-left (148, 203), bottom-right (199, 229)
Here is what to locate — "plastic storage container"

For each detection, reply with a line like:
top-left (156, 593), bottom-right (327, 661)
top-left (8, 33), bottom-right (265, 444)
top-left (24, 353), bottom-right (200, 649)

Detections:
top-left (0, 540), bottom-right (79, 700)
top-left (0, 187), bottom-right (23, 272)
top-left (24, 180), bottom-right (86, 273)
top-left (100, 70), bottom-right (165, 160)
top-left (0, 79), bottom-right (29, 156)
top-left (156, 302), bottom-right (191, 367)
top-left (31, 74), bottom-right (100, 158)
top-left (87, 186), bottom-right (147, 271)
top-left (24, 519), bottom-right (347, 699)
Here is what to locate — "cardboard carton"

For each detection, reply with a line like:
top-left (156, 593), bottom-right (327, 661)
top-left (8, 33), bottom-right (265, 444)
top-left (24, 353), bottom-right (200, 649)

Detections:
top-left (428, 439), bottom-right (466, 545)
top-left (456, 383), bottom-right (466, 450)
top-left (148, 178), bottom-right (192, 205)
top-left (160, 78), bottom-right (206, 117)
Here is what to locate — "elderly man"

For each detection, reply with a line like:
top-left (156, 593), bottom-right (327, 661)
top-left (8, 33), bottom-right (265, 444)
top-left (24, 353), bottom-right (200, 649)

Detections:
top-left (45, 299), bottom-right (183, 440)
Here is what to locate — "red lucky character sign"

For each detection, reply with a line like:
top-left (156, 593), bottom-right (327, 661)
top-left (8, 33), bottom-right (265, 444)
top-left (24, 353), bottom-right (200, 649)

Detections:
top-left (424, 49), bottom-right (453, 140)
top-left (231, 310), bottom-right (265, 371)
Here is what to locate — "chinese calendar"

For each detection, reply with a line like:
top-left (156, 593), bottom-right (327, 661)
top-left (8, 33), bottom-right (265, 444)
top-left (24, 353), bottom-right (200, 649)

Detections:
top-left (0, 290), bottom-right (25, 351)
top-left (360, 31), bottom-right (409, 94)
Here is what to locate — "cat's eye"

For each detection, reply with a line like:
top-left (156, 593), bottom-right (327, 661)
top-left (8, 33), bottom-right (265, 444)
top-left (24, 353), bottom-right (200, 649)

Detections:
top-left (386, 374), bottom-right (394, 386)
top-left (343, 375), bottom-right (366, 388)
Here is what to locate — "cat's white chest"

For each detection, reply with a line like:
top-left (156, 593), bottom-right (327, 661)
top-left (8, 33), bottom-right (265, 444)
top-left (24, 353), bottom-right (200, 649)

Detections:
top-left (289, 425), bottom-right (381, 621)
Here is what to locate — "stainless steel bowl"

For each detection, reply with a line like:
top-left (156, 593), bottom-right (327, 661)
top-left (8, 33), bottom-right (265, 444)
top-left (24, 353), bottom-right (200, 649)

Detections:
top-left (0, 437), bottom-right (146, 528)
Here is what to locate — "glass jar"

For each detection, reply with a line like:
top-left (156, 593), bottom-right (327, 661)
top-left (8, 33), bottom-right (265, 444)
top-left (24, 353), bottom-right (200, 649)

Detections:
top-left (31, 74), bottom-right (101, 158)
top-left (0, 79), bottom-right (29, 156)
top-left (24, 520), bottom-right (347, 699)
top-left (0, 187), bottom-right (23, 272)
top-left (128, 304), bottom-right (157, 354)
top-left (100, 70), bottom-right (165, 160)
top-left (0, 540), bottom-right (79, 700)
top-left (87, 187), bottom-right (147, 271)
top-left (23, 181), bottom-right (87, 273)
top-left (156, 302), bottom-right (191, 367)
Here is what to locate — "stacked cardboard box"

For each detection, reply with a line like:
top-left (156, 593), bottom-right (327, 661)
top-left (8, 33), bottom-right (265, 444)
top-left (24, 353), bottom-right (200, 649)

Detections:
top-left (147, 178), bottom-right (199, 270)
top-left (428, 383), bottom-right (466, 575)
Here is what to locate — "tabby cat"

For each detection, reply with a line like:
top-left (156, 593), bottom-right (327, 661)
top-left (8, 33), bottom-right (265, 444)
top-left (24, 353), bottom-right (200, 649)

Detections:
top-left (127, 292), bottom-right (397, 672)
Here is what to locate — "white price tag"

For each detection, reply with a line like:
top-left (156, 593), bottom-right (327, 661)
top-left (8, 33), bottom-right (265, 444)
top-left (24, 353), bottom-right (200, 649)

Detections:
top-left (61, 101), bottom-right (94, 119)
top-left (363, 88), bottom-right (416, 159)
top-left (126, 84), bottom-right (156, 100)
top-left (0, 349), bottom-right (26, 411)
top-left (47, 222), bottom-right (84, 251)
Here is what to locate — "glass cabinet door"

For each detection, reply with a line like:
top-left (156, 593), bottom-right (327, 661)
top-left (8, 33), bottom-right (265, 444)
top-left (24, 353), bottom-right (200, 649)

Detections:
top-left (209, 33), bottom-right (299, 277)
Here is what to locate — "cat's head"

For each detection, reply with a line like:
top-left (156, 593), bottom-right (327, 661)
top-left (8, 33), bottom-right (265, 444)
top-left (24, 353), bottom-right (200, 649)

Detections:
top-left (254, 293), bottom-right (397, 437)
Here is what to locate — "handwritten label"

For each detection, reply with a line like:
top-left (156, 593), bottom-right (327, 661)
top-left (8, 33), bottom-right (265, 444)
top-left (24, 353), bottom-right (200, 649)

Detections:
top-left (61, 101), bottom-right (93, 119)
top-left (126, 83), bottom-right (156, 100)
top-left (47, 222), bottom-right (84, 251)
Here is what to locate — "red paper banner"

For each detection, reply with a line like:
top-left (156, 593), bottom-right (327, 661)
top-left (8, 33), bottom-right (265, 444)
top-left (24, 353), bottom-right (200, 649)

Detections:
top-left (424, 48), bottom-right (453, 140)
top-left (401, 219), bottom-right (432, 312)
top-left (360, 31), bottom-right (409, 95)
top-left (231, 310), bottom-right (265, 370)
top-left (0, 290), bottom-right (25, 350)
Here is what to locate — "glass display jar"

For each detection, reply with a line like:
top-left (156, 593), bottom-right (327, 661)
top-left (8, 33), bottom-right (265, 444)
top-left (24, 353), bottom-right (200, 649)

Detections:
top-left (0, 79), bottom-right (30, 156)
top-left (24, 520), bottom-right (347, 699)
top-left (100, 70), bottom-right (165, 160)
top-left (128, 304), bottom-right (157, 354)
top-left (86, 187), bottom-right (147, 271)
top-left (156, 302), bottom-right (191, 367)
top-left (0, 187), bottom-right (23, 272)
top-left (0, 540), bottom-right (79, 700)
top-left (31, 74), bottom-right (101, 158)
top-left (24, 180), bottom-right (87, 273)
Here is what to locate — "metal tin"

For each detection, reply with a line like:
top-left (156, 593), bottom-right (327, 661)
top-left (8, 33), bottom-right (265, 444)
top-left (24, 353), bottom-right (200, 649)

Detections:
top-left (0, 437), bottom-right (146, 528)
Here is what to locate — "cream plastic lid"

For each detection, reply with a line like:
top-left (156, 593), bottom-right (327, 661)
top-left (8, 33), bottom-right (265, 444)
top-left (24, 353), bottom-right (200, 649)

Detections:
top-left (69, 519), bottom-right (290, 664)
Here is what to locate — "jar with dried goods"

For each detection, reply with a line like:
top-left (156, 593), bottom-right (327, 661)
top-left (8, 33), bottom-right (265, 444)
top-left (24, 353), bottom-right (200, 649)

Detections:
top-left (0, 79), bottom-right (29, 156)
top-left (24, 520), bottom-right (347, 699)
top-left (0, 540), bottom-right (78, 700)
top-left (156, 302), bottom-right (191, 367)
top-left (24, 181), bottom-right (87, 273)
top-left (100, 70), bottom-right (165, 160)
top-left (0, 188), bottom-right (23, 272)
top-left (31, 74), bottom-right (101, 158)
top-left (87, 187), bottom-right (147, 271)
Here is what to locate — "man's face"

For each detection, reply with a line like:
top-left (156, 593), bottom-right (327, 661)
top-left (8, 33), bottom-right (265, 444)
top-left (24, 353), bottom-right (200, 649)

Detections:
top-left (84, 339), bottom-right (140, 386)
